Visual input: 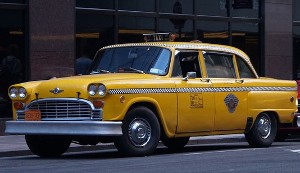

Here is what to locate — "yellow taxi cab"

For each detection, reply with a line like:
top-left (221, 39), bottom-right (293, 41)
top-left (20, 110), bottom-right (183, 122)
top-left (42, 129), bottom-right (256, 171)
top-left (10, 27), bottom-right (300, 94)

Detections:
top-left (5, 33), bottom-right (299, 157)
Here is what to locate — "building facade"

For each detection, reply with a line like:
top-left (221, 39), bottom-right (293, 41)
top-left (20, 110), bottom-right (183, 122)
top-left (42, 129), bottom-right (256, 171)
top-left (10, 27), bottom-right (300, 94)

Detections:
top-left (0, 0), bottom-right (298, 117)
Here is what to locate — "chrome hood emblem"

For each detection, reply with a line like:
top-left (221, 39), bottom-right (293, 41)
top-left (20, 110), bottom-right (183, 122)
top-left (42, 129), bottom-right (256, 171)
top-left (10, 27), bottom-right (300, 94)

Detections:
top-left (50, 87), bottom-right (64, 94)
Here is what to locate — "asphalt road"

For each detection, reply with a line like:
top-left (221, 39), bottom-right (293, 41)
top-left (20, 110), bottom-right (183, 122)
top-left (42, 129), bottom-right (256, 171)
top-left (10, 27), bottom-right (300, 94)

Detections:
top-left (2, 140), bottom-right (300, 173)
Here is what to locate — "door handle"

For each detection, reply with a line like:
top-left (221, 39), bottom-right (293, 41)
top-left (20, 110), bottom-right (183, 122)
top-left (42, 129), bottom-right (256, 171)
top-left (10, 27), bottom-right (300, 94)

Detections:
top-left (200, 78), bottom-right (211, 83)
top-left (235, 79), bottom-right (244, 84)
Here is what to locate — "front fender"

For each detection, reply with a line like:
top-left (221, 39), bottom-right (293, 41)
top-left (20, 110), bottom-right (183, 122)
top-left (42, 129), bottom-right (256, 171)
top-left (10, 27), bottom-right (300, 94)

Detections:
top-left (102, 94), bottom-right (178, 137)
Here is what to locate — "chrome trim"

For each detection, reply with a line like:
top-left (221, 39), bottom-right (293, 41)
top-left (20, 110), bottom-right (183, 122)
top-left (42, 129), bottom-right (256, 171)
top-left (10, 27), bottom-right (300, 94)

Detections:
top-left (128, 118), bottom-right (151, 147)
top-left (17, 98), bottom-right (102, 121)
top-left (108, 86), bottom-right (297, 95)
top-left (296, 114), bottom-right (300, 127)
top-left (257, 113), bottom-right (271, 139)
top-left (5, 121), bottom-right (122, 136)
top-left (49, 87), bottom-right (64, 94)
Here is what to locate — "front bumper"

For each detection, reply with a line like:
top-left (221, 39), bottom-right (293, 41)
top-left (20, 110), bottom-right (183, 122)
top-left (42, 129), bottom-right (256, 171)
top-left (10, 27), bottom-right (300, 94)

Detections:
top-left (5, 121), bottom-right (122, 136)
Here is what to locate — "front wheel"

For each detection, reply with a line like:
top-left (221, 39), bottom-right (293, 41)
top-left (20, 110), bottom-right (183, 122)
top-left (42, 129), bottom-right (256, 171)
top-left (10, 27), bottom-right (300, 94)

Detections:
top-left (114, 107), bottom-right (160, 156)
top-left (245, 113), bottom-right (277, 147)
top-left (25, 135), bottom-right (71, 158)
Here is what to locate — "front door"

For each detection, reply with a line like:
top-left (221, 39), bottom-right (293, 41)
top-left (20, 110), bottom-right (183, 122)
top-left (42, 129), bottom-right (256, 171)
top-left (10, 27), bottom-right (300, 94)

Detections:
top-left (173, 50), bottom-right (215, 133)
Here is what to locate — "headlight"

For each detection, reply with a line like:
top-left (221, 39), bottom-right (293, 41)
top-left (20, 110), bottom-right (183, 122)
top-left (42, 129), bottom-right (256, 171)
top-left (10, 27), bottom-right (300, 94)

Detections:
top-left (9, 87), bottom-right (18, 98)
top-left (88, 84), bottom-right (97, 96)
top-left (18, 87), bottom-right (27, 98)
top-left (98, 84), bottom-right (106, 96)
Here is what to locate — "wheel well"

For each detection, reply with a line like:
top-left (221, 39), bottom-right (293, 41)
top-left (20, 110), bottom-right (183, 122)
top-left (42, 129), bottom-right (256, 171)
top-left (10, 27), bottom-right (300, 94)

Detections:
top-left (128, 102), bottom-right (158, 115)
top-left (258, 111), bottom-right (279, 125)
top-left (245, 111), bottom-right (280, 133)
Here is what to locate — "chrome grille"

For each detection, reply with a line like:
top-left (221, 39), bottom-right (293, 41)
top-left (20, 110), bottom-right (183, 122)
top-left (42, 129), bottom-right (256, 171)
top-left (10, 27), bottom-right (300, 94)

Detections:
top-left (17, 98), bottom-right (102, 121)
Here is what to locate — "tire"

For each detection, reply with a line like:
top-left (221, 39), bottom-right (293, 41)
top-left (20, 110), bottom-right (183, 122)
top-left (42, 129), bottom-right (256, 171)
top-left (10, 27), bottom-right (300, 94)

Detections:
top-left (25, 135), bottom-right (71, 158)
top-left (114, 106), bottom-right (160, 156)
top-left (161, 136), bottom-right (190, 151)
top-left (245, 112), bottom-right (277, 147)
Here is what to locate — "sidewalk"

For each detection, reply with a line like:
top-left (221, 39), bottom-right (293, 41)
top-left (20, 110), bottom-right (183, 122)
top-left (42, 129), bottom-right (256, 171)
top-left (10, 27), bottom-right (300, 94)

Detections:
top-left (0, 134), bottom-right (245, 157)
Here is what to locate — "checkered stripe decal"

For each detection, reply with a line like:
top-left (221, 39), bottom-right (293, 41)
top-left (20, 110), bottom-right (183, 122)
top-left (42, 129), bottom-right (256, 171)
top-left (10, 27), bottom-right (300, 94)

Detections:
top-left (108, 86), bottom-right (297, 95)
top-left (108, 88), bottom-right (177, 94)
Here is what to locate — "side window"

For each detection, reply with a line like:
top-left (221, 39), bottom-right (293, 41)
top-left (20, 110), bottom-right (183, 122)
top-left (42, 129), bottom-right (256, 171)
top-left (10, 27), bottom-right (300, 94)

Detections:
top-left (172, 51), bottom-right (201, 78)
top-left (203, 52), bottom-right (236, 78)
top-left (236, 56), bottom-right (256, 78)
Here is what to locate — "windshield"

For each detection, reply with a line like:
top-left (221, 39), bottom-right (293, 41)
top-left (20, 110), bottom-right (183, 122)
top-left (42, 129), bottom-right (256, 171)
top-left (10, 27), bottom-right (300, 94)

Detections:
top-left (89, 46), bottom-right (171, 75)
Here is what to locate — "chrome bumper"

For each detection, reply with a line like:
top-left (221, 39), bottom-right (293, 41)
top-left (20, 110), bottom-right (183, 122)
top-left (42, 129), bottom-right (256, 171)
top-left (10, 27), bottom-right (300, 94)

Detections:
top-left (296, 113), bottom-right (300, 127)
top-left (5, 121), bottom-right (122, 136)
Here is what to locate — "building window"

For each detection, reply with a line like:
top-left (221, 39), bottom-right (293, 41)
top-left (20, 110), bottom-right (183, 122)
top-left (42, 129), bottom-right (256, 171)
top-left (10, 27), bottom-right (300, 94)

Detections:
top-left (76, 13), bottom-right (114, 61)
top-left (119, 0), bottom-right (155, 12)
top-left (293, 0), bottom-right (300, 80)
top-left (293, 25), bottom-right (300, 80)
top-left (75, 0), bottom-right (262, 76)
top-left (0, 2), bottom-right (26, 118)
top-left (160, 0), bottom-right (193, 14)
top-left (231, 22), bottom-right (261, 74)
top-left (118, 16), bottom-right (155, 43)
top-left (76, 0), bottom-right (114, 9)
top-left (195, 0), bottom-right (228, 16)
top-left (196, 21), bottom-right (229, 45)
top-left (231, 0), bottom-right (259, 18)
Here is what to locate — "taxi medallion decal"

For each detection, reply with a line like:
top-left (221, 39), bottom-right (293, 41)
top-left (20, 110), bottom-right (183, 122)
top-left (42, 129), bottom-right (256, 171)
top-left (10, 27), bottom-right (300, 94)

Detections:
top-left (224, 94), bottom-right (239, 113)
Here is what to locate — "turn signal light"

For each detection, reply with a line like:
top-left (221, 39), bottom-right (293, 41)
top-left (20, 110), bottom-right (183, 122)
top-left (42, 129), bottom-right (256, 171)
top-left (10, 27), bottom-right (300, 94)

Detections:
top-left (14, 102), bottom-right (25, 110)
top-left (93, 100), bottom-right (104, 108)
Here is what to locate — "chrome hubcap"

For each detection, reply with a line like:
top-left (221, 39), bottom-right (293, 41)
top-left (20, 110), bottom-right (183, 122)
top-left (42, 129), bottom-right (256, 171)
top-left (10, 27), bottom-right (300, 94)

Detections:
top-left (128, 118), bottom-right (151, 147)
top-left (257, 114), bottom-right (271, 139)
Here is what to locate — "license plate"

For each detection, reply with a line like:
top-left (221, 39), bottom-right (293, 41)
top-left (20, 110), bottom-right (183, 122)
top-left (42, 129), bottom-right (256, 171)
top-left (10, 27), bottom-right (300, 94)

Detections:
top-left (25, 110), bottom-right (41, 121)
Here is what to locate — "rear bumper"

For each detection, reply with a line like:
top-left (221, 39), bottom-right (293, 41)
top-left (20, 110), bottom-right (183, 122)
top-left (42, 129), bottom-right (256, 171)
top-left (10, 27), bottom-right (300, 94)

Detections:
top-left (5, 121), bottom-right (122, 136)
top-left (278, 113), bottom-right (300, 134)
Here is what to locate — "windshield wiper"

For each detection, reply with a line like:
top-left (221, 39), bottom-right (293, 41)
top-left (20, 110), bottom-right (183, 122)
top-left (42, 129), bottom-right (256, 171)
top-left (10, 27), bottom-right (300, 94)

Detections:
top-left (90, 69), bottom-right (110, 74)
top-left (119, 67), bottom-right (145, 74)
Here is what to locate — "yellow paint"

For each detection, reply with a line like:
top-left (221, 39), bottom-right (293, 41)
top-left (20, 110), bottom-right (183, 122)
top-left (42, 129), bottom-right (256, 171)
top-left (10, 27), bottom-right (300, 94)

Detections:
top-left (8, 41), bottom-right (298, 138)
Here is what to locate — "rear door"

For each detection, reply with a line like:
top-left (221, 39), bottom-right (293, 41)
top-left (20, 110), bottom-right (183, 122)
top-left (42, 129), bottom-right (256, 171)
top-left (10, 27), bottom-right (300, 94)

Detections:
top-left (203, 51), bottom-right (248, 131)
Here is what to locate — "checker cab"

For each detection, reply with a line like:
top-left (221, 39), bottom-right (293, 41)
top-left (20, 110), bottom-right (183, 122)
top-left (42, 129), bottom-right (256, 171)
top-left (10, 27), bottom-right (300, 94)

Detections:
top-left (5, 37), bottom-right (299, 157)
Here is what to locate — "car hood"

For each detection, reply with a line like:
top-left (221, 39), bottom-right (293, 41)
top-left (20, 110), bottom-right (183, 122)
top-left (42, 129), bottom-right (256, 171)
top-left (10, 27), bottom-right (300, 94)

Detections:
top-left (18, 73), bottom-right (170, 99)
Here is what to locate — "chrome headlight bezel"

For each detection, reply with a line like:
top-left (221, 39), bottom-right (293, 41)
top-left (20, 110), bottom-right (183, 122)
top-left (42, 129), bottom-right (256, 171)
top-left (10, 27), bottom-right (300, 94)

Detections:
top-left (97, 84), bottom-right (106, 97)
top-left (18, 87), bottom-right (27, 98)
top-left (9, 87), bottom-right (18, 98)
top-left (88, 84), bottom-right (107, 97)
top-left (88, 84), bottom-right (97, 96)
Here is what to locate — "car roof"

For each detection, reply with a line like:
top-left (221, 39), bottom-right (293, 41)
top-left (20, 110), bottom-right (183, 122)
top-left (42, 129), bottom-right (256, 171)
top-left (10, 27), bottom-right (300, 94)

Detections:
top-left (102, 42), bottom-right (248, 59)
top-left (101, 42), bottom-right (258, 78)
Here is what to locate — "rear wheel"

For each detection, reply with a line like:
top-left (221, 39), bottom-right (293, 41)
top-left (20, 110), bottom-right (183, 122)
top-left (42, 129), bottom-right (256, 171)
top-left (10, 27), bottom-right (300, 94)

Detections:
top-left (114, 107), bottom-right (160, 156)
top-left (25, 135), bottom-right (71, 158)
top-left (245, 112), bottom-right (277, 147)
top-left (161, 137), bottom-right (190, 150)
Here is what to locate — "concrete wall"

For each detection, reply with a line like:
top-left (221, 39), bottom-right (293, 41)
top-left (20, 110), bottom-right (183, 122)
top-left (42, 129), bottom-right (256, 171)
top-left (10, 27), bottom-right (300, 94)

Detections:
top-left (264, 0), bottom-right (293, 79)
top-left (29, 0), bottom-right (75, 80)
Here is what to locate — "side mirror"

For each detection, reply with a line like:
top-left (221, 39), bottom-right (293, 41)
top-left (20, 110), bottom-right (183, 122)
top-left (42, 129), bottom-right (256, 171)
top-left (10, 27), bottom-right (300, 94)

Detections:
top-left (183, 72), bottom-right (196, 81)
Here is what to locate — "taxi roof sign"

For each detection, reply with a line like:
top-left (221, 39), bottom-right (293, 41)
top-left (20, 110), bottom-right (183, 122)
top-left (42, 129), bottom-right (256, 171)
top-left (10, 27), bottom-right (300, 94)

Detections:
top-left (143, 33), bottom-right (175, 42)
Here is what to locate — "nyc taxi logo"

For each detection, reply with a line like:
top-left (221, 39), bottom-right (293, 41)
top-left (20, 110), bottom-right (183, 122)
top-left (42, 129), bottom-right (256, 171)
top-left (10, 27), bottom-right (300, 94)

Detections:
top-left (224, 94), bottom-right (239, 113)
